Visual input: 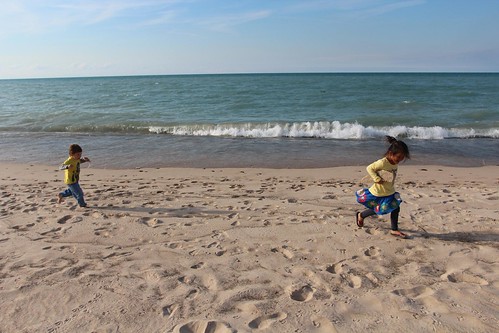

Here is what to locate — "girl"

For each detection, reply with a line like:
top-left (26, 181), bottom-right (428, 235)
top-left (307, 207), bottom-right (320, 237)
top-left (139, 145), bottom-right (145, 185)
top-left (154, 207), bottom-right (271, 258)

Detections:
top-left (355, 136), bottom-right (410, 238)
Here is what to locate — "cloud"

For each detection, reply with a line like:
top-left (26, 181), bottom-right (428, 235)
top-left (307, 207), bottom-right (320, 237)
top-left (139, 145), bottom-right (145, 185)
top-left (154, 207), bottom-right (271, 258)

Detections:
top-left (52, 0), bottom-right (177, 25)
top-left (0, 0), bottom-right (183, 36)
top-left (353, 0), bottom-right (426, 18)
top-left (199, 10), bottom-right (272, 32)
top-left (287, 0), bottom-right (426, 17)
top-left (139, 10), bottom-right (178, 26)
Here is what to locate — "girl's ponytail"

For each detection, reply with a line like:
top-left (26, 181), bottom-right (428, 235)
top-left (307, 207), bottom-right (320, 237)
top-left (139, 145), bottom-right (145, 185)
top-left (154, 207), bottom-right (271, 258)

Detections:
top-left (384, 136), bottom-right (410, 160)
top-left (385, 136), bottom-right (398, 145)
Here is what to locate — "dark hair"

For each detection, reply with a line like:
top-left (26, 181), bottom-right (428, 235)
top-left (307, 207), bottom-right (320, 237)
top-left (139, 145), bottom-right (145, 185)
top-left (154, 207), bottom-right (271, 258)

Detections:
top-left (384, 136), bottom-right (410, 159)
top-left (69, 144), bottom-right (83, 155)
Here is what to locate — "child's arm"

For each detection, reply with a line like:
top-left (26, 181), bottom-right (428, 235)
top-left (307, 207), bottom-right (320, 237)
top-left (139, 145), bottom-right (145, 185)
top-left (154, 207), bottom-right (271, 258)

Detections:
top-left (81, 157), bottom-right (91, 163)
top-left (366, 160), bottom-right (384, 183)
top-left (59, 159), bottom-right (73, 170)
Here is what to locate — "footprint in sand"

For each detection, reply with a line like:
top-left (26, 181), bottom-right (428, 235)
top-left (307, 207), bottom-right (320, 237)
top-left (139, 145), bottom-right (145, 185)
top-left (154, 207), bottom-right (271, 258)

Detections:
top-left (347, 274), bottom-right (362, 289)
top-left (326, 262), bottom-right (345, 274)
top-left (190, 262), bottom-right (205, 269)
top-left (12, 224), bottom-right (32, 232)
top-left (364, 246), bottom-right (380, 257)
top-left (142, 270), bottom-right (162, 284)
top-left (271, 246), bottom-right (294, 259)
top-left (311, 316), bottom-right (339, 333)
top-left (56, 215), bottom-right (73, 224)
top-left (365, 272), bottom-right (380, 285)
top-left (94, 226), bottom-right (113, 237)
top-left (162, 303), bottom-right (178, 318)
top-left (39, 226), bottom-right (62, 236)
top-left (215, 250), bottom-right (226, 257)
top-left (442, 271), bottom-right (489, 285)
top-left (57, 215), bottom-right (83, 224)
top-left (185, 289), bottom-right (199, 300)
top-left (290, 285), bottom-right (315, 302)
top-left (173, 320), bottom-right (235, 333)
top-left (248, 312), bottom-right (287, 330)
top-left (91, 211), bottom-right (108, 219)
top-left (137, 217), bottom-right (162, 228)
top-left (392, 285), bottom-right (434, 298)
top-left (365, 227), bottom-right (381, 236)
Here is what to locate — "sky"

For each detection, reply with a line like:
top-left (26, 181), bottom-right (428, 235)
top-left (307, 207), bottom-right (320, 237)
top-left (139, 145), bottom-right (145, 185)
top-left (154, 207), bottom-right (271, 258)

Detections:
top-left (1, 0), bottom-right (498, 79)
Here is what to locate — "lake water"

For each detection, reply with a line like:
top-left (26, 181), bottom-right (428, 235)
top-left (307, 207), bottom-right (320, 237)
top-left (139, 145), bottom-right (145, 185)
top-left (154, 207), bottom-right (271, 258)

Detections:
top-left (1, 73), bottom-right (498, 168)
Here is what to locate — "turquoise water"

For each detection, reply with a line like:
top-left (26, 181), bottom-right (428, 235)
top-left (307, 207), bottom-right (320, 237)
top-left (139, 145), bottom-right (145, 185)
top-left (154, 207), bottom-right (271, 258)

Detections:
top-left (0, 73), bottom-right (498, 168)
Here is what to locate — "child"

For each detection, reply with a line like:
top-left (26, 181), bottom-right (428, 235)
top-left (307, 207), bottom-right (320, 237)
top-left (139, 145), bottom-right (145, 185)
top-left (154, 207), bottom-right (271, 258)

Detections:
top-left (355, 136), bottom-right (410, 238)
top-left (58, 144), bottom-right (91, 208)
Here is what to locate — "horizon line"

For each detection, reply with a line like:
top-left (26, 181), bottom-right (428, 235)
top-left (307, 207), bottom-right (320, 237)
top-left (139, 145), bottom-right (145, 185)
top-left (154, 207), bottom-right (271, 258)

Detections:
top-left (2, 71), bottom-right (499, 81)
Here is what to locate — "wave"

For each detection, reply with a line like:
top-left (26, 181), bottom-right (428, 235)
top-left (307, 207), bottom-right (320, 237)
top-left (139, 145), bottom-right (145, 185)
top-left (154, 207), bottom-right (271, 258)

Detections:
top-left (149, 121), bottom-right (499, 140)
top-left (2, 121), bottom-right (498, 139)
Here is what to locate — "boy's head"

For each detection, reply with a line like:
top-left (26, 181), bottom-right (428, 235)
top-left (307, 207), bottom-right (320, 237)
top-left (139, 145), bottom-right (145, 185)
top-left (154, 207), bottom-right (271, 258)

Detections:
top-left (69, 144), bottom-right (83, 158)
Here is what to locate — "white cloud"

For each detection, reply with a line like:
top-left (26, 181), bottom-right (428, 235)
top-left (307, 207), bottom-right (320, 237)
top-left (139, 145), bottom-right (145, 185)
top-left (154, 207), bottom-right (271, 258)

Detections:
top-left (139, 10), bottom-right (178, 26)
top-left (288, 0), bottom-right (425, 17)
top-left (0, 0), bottom-right (184, 36)
top-left (199, 10), bottom-right (272, 32)
top-left (354, 0), bottom-right (426, 18)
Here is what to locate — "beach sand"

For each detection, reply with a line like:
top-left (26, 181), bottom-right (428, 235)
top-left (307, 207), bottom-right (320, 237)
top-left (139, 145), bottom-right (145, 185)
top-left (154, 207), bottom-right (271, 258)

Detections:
top-left (0, 163), bottom-right (498, 333)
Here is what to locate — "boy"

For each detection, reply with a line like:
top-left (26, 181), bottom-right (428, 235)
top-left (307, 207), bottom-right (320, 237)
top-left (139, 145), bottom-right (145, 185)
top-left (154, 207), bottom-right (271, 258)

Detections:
top-left (58, 144), bottom-right (90, 207)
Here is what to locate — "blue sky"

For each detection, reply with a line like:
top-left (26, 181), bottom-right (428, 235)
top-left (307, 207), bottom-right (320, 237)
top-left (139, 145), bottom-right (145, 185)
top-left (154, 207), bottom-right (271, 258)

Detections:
top-left (1, 0), bottom-right (498, 78)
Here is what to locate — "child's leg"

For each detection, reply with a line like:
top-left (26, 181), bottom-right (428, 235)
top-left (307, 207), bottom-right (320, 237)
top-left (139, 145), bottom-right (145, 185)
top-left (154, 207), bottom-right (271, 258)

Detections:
top-left (58, 188), bottom-right (73, 203)
top-left (390, 207), bottom-right (400, 231)
top-left (360, 209), bottom-right (376, 219)
top-left (60, 188), bottom-right (73, 198)
top-left (356, 208), bottom-right (376, 227)
top-left (389, 207), bottom-right (407, 238)
top-left (68, 183), bottom-right (87, 207)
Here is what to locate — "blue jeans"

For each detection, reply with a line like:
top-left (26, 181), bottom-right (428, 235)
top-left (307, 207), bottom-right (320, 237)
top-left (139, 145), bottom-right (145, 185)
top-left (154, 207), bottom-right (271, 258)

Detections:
top-left (60, 182), bottom-right (86, 207)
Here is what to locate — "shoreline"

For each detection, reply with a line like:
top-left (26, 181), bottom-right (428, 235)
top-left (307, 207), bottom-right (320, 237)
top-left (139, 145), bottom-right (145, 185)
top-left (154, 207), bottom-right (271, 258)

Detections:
top-left (1, 133), bottom-right (498, 170)
top-left (1, 162), bottom-right (498, 332)
top-left (2, 161), bottom-right (499, 175)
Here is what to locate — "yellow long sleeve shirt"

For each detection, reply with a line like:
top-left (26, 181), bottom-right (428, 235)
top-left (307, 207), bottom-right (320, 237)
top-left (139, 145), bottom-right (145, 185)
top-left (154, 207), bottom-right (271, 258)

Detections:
top-left (366, 157), bottom-right (398, 197)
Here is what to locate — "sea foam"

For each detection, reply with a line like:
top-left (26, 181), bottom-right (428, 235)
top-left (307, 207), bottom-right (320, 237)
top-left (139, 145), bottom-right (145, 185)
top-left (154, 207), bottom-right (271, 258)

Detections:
top-left (149, 121), bottom-right (499, 139)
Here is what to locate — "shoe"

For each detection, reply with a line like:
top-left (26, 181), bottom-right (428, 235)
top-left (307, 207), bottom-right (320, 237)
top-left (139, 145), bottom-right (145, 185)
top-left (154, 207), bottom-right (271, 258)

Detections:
top-left (356, 212), bottom-right (363, 228)
top-left (390, 230), bottom-right (408, 239)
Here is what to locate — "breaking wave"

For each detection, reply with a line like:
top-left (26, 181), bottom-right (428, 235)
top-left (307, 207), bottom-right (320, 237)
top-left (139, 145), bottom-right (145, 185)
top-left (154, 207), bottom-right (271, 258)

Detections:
top-left (149, 121), bottom-right (499, 139)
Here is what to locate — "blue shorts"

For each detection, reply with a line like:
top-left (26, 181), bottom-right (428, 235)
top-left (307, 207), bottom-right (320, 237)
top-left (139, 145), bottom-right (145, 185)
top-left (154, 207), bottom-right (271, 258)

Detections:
top-left (355, 188), bottom-right (402, 215)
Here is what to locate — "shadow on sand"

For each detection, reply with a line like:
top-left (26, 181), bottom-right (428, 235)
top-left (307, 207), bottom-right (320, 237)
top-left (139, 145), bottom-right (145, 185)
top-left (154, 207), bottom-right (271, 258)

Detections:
top-left (410, 230), bottom-right (499, 244)
top-left (92, 205), bottom-right (233, 218)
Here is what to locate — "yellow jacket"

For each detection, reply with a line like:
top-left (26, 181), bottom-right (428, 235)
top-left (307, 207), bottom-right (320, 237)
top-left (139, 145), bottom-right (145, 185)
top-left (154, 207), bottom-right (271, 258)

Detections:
top-left (367, 157), bottom-right (398, 197)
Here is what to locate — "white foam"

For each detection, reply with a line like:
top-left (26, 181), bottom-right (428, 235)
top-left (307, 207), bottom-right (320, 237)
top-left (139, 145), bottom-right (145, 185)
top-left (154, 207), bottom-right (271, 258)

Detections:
top-left (148, 121), bottom-right (499, 140)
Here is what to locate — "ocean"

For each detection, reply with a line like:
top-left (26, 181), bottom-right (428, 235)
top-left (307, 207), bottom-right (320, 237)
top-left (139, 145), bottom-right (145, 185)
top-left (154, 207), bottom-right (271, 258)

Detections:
top-left (0, 73), bottom-right (498, 169)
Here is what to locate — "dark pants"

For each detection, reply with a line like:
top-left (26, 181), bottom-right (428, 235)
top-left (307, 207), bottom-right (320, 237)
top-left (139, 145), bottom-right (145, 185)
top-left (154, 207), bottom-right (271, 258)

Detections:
top-left (360, 207), bottom-right (400, 231)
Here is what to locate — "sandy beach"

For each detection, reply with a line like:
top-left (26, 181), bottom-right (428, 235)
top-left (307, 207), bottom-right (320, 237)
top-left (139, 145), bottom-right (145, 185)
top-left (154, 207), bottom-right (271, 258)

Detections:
top-left (0, 163), bottom-right (498, 333)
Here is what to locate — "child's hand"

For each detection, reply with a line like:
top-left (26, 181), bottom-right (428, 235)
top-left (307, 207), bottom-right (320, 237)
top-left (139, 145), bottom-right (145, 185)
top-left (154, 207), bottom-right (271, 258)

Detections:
top-left (82, 157), bottom-right (91, 163)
